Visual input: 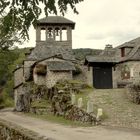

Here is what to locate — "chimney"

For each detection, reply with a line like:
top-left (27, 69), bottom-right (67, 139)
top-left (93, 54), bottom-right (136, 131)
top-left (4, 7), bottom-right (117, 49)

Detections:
top-left (105, 44), bottom-right (113, 49)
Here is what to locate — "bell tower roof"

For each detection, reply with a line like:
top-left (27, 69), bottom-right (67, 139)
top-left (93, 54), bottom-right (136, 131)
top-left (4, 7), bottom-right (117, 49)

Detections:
top-left (37, 16), bottom-right (75, 29)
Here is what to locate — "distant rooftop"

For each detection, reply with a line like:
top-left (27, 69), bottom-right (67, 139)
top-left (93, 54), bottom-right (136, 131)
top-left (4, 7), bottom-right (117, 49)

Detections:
top-left (37, 16), bottom-right (75, 29)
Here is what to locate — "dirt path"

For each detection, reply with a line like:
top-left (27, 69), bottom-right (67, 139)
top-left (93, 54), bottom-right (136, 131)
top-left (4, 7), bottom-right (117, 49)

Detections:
top-left (0, 108), bottom-right (140, 140)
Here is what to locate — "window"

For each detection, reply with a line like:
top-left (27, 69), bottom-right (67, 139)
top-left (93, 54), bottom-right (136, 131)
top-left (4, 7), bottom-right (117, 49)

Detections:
top-left (62, 27), bottom-right (67, 41)
top-left (55, 27), bottom-right (60, 41)
top-left (41, 28), bottom-right (46, 41)
top-left (121, 48), bottom-right (125, 57)
top-left (47, 28), bottom-right (53, 39)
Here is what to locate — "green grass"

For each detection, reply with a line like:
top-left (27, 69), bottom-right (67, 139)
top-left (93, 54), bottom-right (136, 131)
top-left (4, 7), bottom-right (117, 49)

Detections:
top-left (25, 113), bottom-right (92, 127)
top-left (31, 99), bottom-right (50, 108)
top-left (0, 87), bottom-right (14, 108)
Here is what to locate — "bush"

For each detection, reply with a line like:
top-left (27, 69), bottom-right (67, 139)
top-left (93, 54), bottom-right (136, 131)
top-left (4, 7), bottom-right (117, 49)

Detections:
top-left (35, 64), bottom-right (46, 75)
top-left (126, 84), bottom-right (140, 104)
top-left (72, 65), bottom-right (82, 76)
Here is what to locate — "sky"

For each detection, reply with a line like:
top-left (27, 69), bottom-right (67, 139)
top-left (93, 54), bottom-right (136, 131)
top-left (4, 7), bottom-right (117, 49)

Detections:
top-left (21, 0), bottom-right (140, 50)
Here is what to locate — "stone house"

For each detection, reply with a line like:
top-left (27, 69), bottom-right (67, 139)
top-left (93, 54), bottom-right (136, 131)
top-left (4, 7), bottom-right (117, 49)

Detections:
top-left (14, 16), bottom-right (76, 111)
top-left (85, 37), bottom-right (140, 89)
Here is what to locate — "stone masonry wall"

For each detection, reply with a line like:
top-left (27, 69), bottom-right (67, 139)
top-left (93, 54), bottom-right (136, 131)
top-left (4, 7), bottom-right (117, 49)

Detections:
top-left (36, 41), bottom-right (72, 52)
top-left (46, 70), bottom-right (72, 88)
top-left (113, 61), bottom-right (140, 88)
top-left (24, 61), bottom-right (36, 81)
top-left (14, 67), bottom-right (24, 87)
top-left (87, 67), bottom-right (93, 87)
top-left (0, 119), bottom-right (49, 140)
top-left (33, 58), bottom-right (73, 88)
top-left (73, 65), bottom-right (93, 87)
top-left (14, 84), bottom-right (31, 112)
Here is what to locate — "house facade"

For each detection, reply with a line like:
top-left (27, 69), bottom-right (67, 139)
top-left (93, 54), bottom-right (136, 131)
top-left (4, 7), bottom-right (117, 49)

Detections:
top-left (14, 16), bottom-right (76, 111)
top-left (85, 37), bottom-right (140, 89)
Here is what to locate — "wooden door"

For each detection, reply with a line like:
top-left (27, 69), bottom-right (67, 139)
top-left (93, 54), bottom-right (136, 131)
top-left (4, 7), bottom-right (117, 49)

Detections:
top-left (93, 67), bottom-right (112, 89)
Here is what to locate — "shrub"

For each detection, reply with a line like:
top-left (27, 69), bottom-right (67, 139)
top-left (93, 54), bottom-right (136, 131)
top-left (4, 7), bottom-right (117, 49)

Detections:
top-left (126, 84), bottom-right (140, 104)
top-left (72, 65), bottom-right (82, 76)
top-left (35, 64), bottom-right (46, 75)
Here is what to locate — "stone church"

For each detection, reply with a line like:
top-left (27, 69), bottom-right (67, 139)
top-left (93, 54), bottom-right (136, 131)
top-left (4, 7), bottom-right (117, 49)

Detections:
top-left (14, 16), bottom-right (76, 111)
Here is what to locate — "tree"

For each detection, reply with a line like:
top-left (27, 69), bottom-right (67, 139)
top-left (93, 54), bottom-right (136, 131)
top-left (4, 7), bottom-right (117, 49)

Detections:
top-left (0, 0), bottom-right (84, 50)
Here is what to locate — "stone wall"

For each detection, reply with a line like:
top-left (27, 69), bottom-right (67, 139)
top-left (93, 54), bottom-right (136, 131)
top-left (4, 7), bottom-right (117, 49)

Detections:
top-left (36, 41), bottom-right (72, 51)
top-left (33, 58), bottom-right (73, 88)
top-left (46, 70), bottom-right (72, 88)
top-left (86, 67), bottom-right (93, 87)
top-left (0, 119), bottom-right (48, 140)
top-left (49, 84), bottom-right (97, 124)
top-left (14, 67), bottom-right (24, 87)
top-left (65, 106), bottom-right (96, 124)
top-left (73, 65), bottom-right (93, 86)
top-left (24, 60), bottom-right (36, 81)
top-left (33, 68), bottom-right (72, 88)
top-left (113, 61), bottom-right (140, 88)
top-left (14, 84), bottom-right (31, 112)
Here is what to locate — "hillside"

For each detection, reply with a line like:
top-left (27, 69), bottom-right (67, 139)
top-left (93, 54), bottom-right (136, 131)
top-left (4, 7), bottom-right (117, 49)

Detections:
top-left (73, 48), bottom-right (102, 60)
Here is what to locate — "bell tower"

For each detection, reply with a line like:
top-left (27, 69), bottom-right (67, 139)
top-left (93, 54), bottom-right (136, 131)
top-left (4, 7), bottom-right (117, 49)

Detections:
top-left (35, 16), bottom-right (75, 49)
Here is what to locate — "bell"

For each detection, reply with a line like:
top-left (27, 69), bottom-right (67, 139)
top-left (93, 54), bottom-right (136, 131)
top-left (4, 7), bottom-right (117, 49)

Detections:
top-left (48, 30), bottom-right (52, 38)
top-left (48, 32), bottom-right (52, 38)
top-left (56, 29), bottom-right (59, 36)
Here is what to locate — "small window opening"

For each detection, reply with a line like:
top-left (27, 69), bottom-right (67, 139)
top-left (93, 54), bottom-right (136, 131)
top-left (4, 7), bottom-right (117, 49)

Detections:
top-left (121, 48), bottom-right (125, 57)
top-left (55, 27), bottom-right (60, 41)
top-left (41, 28), bottom-right (46, 41)
top-left (62, 28), bottom-right (67, 41)
top-left (48, 28), bottom-right (53, 39)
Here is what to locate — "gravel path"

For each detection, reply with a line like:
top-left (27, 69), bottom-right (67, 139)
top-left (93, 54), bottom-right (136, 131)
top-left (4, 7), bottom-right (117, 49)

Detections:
top-left (0, 108), bottom-right (140, 140)
top-left (90, 89), bottom-right (140, 129)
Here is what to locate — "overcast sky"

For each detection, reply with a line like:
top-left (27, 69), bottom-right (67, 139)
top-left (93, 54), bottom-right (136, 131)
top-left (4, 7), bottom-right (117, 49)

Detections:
top-left (22, 0), bottom-right (140, 49)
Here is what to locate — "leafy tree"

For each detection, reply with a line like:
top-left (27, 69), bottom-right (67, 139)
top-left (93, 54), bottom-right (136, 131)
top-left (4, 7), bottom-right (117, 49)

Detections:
top-left (0, 0), bottom-right (84, 50)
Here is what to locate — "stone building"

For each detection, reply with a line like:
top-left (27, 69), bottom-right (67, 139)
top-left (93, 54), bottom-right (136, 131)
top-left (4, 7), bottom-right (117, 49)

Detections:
top-left (14, 16), bottom-right (76, 111)
top-left (85, 37), bottom-right (140, 89)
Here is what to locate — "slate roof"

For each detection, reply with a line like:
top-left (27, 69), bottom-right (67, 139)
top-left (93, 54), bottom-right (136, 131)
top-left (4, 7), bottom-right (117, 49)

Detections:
top-left (47, 61), bottom-right (75, 71)
top-left (85, 47), bottom-right (117, 63)
top-left (85, 37), bottom-right (140, 64)
top-left (119, 45), bottom-right (140, 62)
top-left (85, 55), bottom-right (116, 63)
top-left (116, 37), bottom-right (140, 62)
top-left (37, 16), bottom-right (75, 29)
top-left (116, 37), bottom-right (140, 49)
top-left (27, 45), bottom-right (75, 61)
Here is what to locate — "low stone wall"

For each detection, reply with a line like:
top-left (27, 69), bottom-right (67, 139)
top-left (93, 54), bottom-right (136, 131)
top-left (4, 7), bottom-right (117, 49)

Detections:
top-left (65, 105), bottom-right (96, 125)
top-left (126, 84), bottom-right (140, 104)
top-left (0, 119), bottom-right (49, 140)
top-left (47, 82), bottom-right (97, 125)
